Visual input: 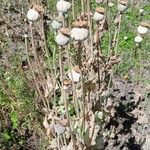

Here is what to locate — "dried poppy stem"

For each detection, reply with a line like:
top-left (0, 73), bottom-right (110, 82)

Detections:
top-left (107, 6), bottom-right (112, 62)
top-left (29, 21), bottom-right (45, 80)
top-left (41, 14), bottom-right (53, 76)
top-left (25, 36), bottom-right (48, 109)
top-left (77, 41), bottom-right (85, 135)
top-left (30, 19), bottom-right (50, 110)
top-left (115, 14), bottom-right (122, 57)
top-left (138, 44), bottom-right (142, 84)
top-left (106, 0), bottom-right (109, 4)
top-left (41, 14), bottom-right (56, 109)
top-left (66, 45), bottom-right (80, 118)
top-left (72, 0), bottom-right (75, 20)
top-left (81, 0), bottom-right (84, 12)
top-left (87, 0), bottom-right (94, 62)
top-left (29, 22), bottom-right (50, 108)
top-left (130, 0), bottom-right (135, 10)
top-left (52, 45), bottom-right (57, 106)
top-left (96, 22), bottom-right (101, 90)
top-left (59, 47), bottom-right (75, 148)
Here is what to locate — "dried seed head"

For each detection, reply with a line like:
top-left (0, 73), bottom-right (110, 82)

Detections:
top-left (139, 9), bottom-right (144, 13)
top-left (32, 3), bottom-right (44, 12)
top-left (110, 56), bottom-right (117, 61)
top-left (63, 80), bottom-right (72, 85)
top-left (68, 68), bottom-right (81, 82)
top-left (56, 0), bottom-right (71, 13)
top-left (72, 20), bottom-right (88, 28)
top-left (96, 0), bottom-right (103, 3)
top-left (108, 2), bottom-right (114, 7)
top-left (117, 3), bottom-right (127, 12)
top-left (118, 0), bottom-right (128, 5)
top-left (137, 25), bottom-right (148, 35)
top-left (55, 32), bottom-right (70, 46)
top-left (80, 12), bottom-right (93, 21)
top-left (71, 27), bottom-right (89, 41)
top-left (27, 8), bottom-right (39, 21)
top-left (96, 7), bottom-right (105, 14)
top-left (60, 28), bottom-right (70, 36)
top-left (51, 20), bottom-right (62, 30)
top-left (93, 11), bottom-right (105, 21)
top-left (140, 21), bottom-right (150, 28)
top-left (134, 35), bottom-right (143, 43)
top-left (73, 65), bottom-right (80, 73)
top-left (55, 15), bottom-right (64, 23)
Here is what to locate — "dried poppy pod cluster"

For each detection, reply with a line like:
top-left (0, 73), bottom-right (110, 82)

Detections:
top-left (117, 0), bottom-right (128, 12)
top-left (135, 21), bottom-right (149, 43)
top-left (71, 20), bottom-right (89, 41)
top-left (55, 28), bottom-right (70, 46)
top-left (55, 19), bottom-right (89, 45)
top-left (93, 7), bottom-right (105, 22)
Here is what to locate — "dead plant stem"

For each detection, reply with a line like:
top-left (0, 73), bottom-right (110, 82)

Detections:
top-left (25, 36), bottom-right (47, 109)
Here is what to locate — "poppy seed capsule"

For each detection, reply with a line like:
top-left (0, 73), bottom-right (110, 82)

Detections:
top-left (93, 7), bottom-right (105, 21)
top-left (134, 35), bottom-right (143, 43)
top-left (137, 26), bottom-right (148, 35)
top-left (55, 28), bottom-right (70, 46)
top-left (108, 2), bottom-right (114, 7)
top-left (56, 0), bottom-right (71, 13)
top-left (68, 68), bottom-right (81, 82)
top-left (117, 0), bottom-right (128, 12)
top-left (71, 20), bottom-right (89, 41)
top-left (51, 20), bottom-right (62, 30)
top-left (139, 9), bottom-right (144, 13)
top-left (71, 28), bottom-right (88, 41)
top-left (137, 22), bottom-right (149, 35)
top-left (96, 0), bottom-right (103, 3)
top-left (27, 8), bottom-right (39, 21)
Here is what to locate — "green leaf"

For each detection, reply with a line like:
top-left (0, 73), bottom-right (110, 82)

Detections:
top-left (10, 111), bottom-right (19, 128)
top-left (3, 130), bottom-right (11, 140)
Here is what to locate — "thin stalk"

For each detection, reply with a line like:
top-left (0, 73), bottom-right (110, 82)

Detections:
top-left (59, 47), bottom-right (75, 149)
top-left (66, 45), bottom-right (79, 118)
top-left (87, 0), bottom-right (94, 63)
top-left (107, 6), bottom-right (113, 63)
top-left (130, 0), bottom-right (134, 10)
top-left (96, 22), bottom-right (101, 90)
top-left (29, 21), bottom-right (45, 80)
top-left (52, 45), bottom-right (57, 107)
top-left (63, 134), bottom-right (67, 146)
top-left (81, 0), bottom-right (84, 12)
top-left (139, 46), bottom-right (142, 84)
top-left (77, 41), bottom-right (85, 136)
top-left (57, 135), bottom-right (61, 150)
top-left (41, 14), bottom-right (53, 75)
top-left (72, 0), bottom-right (75, 20)
top-left (25, 36), bottom-right (47, 109)
top-left (29, 22), bottom-right (50, 108)
top-left (106, 0), bottom-right (109, 5)
top-left (115, 14), bottom-right (122, 57)
top-left (41, 14), bottom-right (56, 109)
